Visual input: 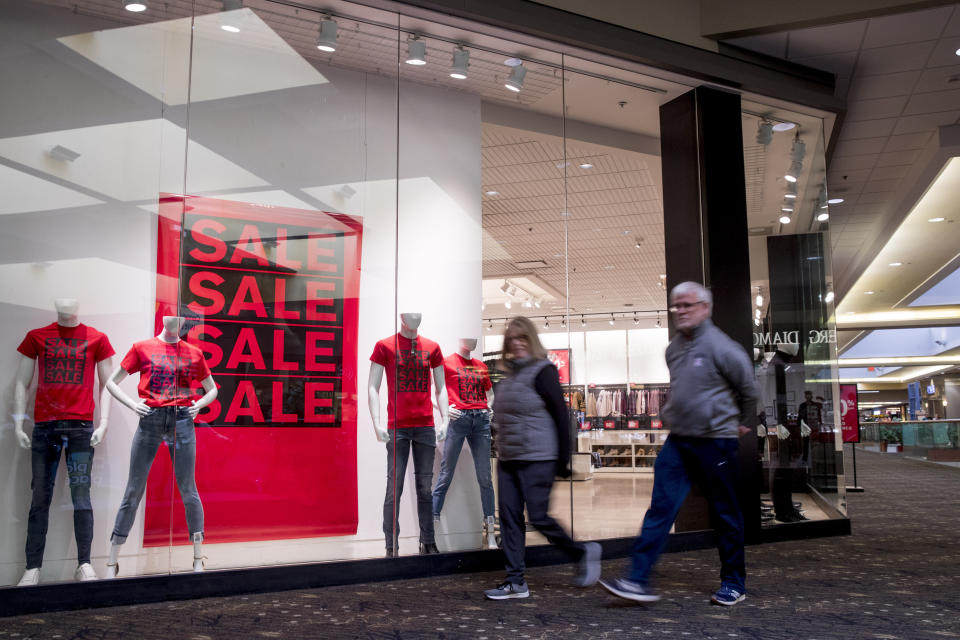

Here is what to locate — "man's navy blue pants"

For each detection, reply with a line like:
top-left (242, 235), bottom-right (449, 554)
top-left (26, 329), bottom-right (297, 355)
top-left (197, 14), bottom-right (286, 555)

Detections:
top-left (628, 435), bottom-right (745, 592)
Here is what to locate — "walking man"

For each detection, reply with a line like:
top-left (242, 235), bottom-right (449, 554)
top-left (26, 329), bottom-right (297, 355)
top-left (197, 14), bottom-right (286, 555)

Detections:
top-left (600, 281), bottom-right (759, 606)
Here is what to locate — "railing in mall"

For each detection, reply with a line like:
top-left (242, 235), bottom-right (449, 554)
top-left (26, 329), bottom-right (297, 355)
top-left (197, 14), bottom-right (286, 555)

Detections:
top-left (860, 420), bottom-right (960, 459)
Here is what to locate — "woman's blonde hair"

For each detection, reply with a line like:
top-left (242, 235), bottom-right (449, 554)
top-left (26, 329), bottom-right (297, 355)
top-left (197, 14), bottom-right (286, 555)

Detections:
top-left (502, 315), bottom-right (547, 361)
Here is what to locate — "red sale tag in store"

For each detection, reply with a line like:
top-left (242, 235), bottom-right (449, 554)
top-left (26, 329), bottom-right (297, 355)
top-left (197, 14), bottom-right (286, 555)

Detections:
top-left (651, 419), bottom-right (662, 429)
top-left (604, 419), bottom-right (617, 430)
top-left (627, 419), bottom-right (639, 429)
top-left (147, 194), bottom-right (362, 546)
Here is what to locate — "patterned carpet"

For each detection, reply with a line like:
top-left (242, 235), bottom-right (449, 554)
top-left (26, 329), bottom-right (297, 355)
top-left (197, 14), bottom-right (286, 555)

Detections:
top-left (3, 449), bottom-right (959, 640)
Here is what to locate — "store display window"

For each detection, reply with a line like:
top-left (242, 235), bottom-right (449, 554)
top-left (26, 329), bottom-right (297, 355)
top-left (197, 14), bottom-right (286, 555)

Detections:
top-left (1, 0), bottom-right (844, 591)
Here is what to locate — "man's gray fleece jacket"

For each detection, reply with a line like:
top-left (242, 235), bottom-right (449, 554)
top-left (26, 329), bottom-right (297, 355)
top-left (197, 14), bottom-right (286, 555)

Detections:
top-left (662, 319), bottom-right (759, 438)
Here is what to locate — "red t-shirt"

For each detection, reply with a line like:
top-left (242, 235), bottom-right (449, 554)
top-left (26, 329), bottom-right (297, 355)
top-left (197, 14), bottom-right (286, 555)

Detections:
top-left (443, 353), bottom-right (492, 410)
top-left (121, 338), bottom-right (212, 407)
top-left (370, 333), bottom-right (443, 428)
top-left (17, 323), bottom-right (115, 423)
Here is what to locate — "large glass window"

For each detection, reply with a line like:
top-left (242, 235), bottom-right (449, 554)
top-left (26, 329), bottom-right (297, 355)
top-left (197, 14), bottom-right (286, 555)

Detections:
top-left (1, 0), bottom-right (841, 590)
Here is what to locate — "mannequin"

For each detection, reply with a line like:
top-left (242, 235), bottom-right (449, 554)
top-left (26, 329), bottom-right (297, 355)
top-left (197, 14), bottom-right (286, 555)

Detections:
top-left (432, 338), bottom-right (498, 548)
top-left (105, 316), bottom-right (218, 577)
top-left (368, 312), bottom-right (448, 556)
top-left (13, 298), bottom-right (115, 586)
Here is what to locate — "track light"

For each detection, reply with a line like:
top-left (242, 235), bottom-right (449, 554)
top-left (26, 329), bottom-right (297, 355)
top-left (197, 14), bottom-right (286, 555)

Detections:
top-left (488, 319), bottom-right (493, 330)
top-left (504, 300), bottom-right (511, 309)
top-left (755, 308), bottom-right (761, 319)
top-left (544, 317), bottom-right (550, 329)
top-left (505, 64), bottom-right (526, 92)
top-left (500, 281), bottom-right (510, 294)
top-left (756, 293), bottom-right (763, 307)
top-left (450, 47), bottom-right (469, 79)
top-left (406, 37), bottom-right (426, 66)
top-left (316, 17), bottom-right (337, 52)
top-left (772, 122), bottom-right (795, 132)
top-left (824, 290), bottom-right (834, 303)
top-left (523, 298), bottom-right (533, 309)
top-left (609, 314), bottom-right (615, 326)
top-left (756, 121), bottom-right (773, 146)
top-left (779, 214), bottom-right (792, 225)
top-left (123, 0), bottom-right (147, 11)
top-left (560, 317), bottom-right (566, 329)
top-left (581, 315), bottom-right (586, 327)
top-left (817, 212), bottom-right (829, 222)
top-left (633, 312), bottom-right (639, 326)
top-left (784, 161), bottom-right (802, 183)
top-left (781, 206), bottom-right (793, 212)
top-left (220, 0), bottom-right (242, 32)
top-left (784, 183), bottom-right (797, 199)
top-left (790, 139), bottom-right (806, 163)
top-left (656, 313), bottom-right (662, 329)
top-left (507, 286), bottom-right (517, 297)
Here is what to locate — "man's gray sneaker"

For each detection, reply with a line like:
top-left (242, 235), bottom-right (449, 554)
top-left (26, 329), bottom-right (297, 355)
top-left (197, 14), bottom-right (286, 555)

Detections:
top-left (575, 542), bottom-right (602, 587)
top-left (484, 580), bottom-right (530, 600)
top-left (599, 578), bottom-right (660, 602)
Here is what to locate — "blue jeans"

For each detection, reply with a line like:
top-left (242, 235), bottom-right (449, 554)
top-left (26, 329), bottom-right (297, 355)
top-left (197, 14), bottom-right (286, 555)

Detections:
top-left (111, 406), bottom-right (204, 543)
top-left (384, 427), bottom-right (436, 550)
top-left (26, 420), bottom-right (95, 569)
top-left (432, 409), bottom-right (495, 518)
top-left (628, 435), bottom-right (745, 592)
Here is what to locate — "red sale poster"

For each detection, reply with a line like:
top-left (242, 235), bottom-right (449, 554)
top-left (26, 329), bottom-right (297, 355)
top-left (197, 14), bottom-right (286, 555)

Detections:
top-left (144, 194), bottom-right (362, 545)
top-left (547, 348), bottom-right (570, 384)
top-left (839, 384), bottom-right (860, 444)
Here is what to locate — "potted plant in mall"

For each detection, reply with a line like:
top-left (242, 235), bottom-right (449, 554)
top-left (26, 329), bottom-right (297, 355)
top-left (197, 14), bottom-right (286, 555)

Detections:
top-left (879, 425), bottom-right (902, 453)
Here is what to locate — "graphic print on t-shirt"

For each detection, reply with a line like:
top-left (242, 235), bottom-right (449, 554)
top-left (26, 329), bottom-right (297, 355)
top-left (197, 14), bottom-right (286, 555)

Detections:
top-left (456, 365), bottom-right (487, 404)
top-left (149, 353), bottom-right (193, 403)
top-left (42, 337), bottom-right (88, 385)
top-left (397, 348), bottom-right (431, 393)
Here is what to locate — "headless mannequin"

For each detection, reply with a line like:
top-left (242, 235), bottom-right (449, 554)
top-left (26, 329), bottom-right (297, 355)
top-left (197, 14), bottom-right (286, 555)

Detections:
top-left (367, 313), bottom-right (449, 442)
top-left (105, 316), bottom-right (218, 575)
top-left (13, 298), bottom-right (114, 586)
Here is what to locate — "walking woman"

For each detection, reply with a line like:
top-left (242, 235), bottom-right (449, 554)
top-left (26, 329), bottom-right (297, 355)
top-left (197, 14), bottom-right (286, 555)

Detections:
top-left (484, 316), bottom-right (601, 599)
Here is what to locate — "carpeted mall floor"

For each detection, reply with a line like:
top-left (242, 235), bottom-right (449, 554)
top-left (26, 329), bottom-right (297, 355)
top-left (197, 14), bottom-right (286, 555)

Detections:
top-left (3, 449), bottom-right (959, 640)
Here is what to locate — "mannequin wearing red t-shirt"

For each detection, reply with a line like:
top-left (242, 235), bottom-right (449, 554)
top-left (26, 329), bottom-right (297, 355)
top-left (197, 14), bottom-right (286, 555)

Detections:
top-left (13, 298), bottom-right (115, 586)
top-left (368, 312), bottom-right (448, 556)
top-left (433, 338), bottom-right (497, 548)
top-left (104, 315), bottom-right (218, 577)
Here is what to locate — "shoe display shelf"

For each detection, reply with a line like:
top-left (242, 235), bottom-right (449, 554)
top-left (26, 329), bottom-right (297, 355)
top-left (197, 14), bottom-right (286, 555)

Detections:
top-left (577, 430), bottom-right (669, 473)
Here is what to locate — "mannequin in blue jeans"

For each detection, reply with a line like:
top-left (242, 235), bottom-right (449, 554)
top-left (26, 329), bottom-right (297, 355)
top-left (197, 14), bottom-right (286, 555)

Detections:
top-left (433, 338), bottom-right (496, 547)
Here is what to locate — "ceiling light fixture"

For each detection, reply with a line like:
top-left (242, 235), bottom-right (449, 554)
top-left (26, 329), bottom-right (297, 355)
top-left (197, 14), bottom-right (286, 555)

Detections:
top-left (656, 313), bottom-right (662, 328)
top-left (756, 121), bottom-right (773, 145)
top-left (784, 161), bottom-right (802, 183)
top-left (405, 36), bottom-right (426, 65)
top-left (123, 0), bottom-right (147, 11)
top-left (827, 198), bottom-right (844, 204)
top-left (220, 0), bottom-right (242, 31)
top-left (824, 291), bottom-right (834, 303)
top-left (579, 162), bottom-right (594, 169)
top-left (450, 46), bottom-right (469, 79)
top-left (505, 64), bottom-right (526, 92)
top-left (534, 298), bottom-right (542, 309)
top-left (316, 17), bottom-right (337, 52)
top-left (609, 314), bottom-right (615, 326)
top-left (772, 122), bottom-right (796, 132)
top-left (781, 206), bottom-right (794, 212)
top-left (499, 281), bottom-right (510, 294)
top-left (544, 317), bottom-right (550, 329)
top-left (504, 300), bottom-right (512, 309)
top-left (754, 318), bottom-right (761, 326)
top-left (561, 317), bottom-right (566, 328)
top-left (889, 262), bottom-right (902, 267)
top-left (633, 312), bottom-right (639, 326)
top-left (779, 214), bottom-right (792, 224)
top-left (485, 190), bottom-right (498, 196)
top-left (817, 212), bottom-right (829, 222)
top-left (929, 217), bottom-right (946, 223)
top-left (784, 182), bottom-right (797, 199)
top-left (864, 290), bottom-right (875, 295)
top-left (756, 293), bottom-right (763, 307)
top-left (581, 315), bottom-right (586, 327)
top-left (784, 138), bottom-right (805, 182)
top-left (755, 308), bottom-right (761, 319)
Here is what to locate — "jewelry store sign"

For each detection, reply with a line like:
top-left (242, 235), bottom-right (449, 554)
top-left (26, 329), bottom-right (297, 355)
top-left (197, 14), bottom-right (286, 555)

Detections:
top-left (753, 329), bottom-right (837, 347)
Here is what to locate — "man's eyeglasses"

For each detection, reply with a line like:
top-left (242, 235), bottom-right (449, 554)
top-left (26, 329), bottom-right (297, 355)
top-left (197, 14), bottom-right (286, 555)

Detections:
top-left (668, 301), bottom-right (706, 313)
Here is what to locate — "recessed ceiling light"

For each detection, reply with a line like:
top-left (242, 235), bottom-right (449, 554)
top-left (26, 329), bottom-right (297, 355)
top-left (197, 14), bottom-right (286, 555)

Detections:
top-left (827, 198), bottom-right (844, 204)
top-left (889, 262), bottom-right (902, 267)
top-left (956, 47), bottom-right (960, 56)
top-left (772, 122), bottom-right (795, 132)
top-left (817, 212), bottom-right (829, 222)
top-left (579, 162), bottom-right (593, 169)
top-left (485, 190), bottom-right (498, 196)
top-left (781, 206), bottom-right (793, 212)
top-left (221, 24), bottom-right (240, 32)
top-left (779, 215), bottom-right (792, 224)
top-left (929, 217), bottom-right (946, 222)
top-left (864, 290), bottom-right (875, 295)
top-left (784, 193), bottom-right (797, 199)
top-left (124, 0), bottom-right (147, 10)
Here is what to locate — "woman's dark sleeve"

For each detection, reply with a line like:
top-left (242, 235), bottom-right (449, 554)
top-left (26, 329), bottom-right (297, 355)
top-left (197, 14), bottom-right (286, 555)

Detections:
top-left (534, 364), bottom-right (571, 466)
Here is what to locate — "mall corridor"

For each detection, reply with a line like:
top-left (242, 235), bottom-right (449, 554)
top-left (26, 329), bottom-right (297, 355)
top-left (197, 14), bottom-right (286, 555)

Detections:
top-left (2, 450), bottom-right (958, 640)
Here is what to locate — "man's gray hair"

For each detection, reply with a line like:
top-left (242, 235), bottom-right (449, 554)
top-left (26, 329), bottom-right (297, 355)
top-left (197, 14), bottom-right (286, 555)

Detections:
top-left (671, 281), bottom-right (713, 308)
